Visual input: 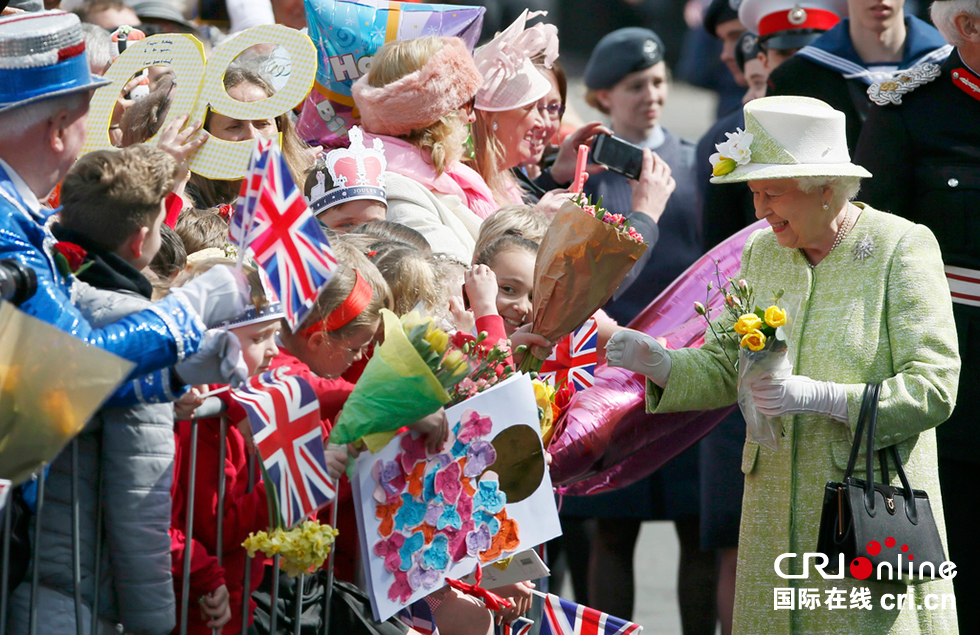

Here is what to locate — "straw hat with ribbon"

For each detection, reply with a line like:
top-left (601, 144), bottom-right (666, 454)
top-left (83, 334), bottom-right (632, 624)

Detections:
top-left (709, 96), bottom-right (872, 183)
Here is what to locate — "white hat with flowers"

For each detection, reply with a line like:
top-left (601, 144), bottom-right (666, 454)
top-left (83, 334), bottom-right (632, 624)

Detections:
top-left (709, 96), bottom-right (871, 183)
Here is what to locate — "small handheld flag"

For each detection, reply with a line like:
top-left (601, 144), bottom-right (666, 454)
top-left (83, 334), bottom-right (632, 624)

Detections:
top-left (231, 368), bottom-right (336, 528)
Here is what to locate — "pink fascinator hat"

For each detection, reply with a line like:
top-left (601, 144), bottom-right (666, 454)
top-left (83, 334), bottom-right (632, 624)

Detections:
top-left (352, 37), bottom-right (483, 137)
top-left (474, 9), bottom-right (559, 112)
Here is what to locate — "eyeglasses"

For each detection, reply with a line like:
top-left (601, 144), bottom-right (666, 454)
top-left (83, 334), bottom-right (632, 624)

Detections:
top-left (537, 102), bottom-right (565, 119)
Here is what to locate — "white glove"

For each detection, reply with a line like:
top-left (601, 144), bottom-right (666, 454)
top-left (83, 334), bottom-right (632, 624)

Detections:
top-left (174, 329), bottom-right (249, 388)
top-left (606, 329), bottom-right (672, 387)
top-left (750, 374), bottom-right (849, 422)
top-left (170, 265), bottom-right (250, 328)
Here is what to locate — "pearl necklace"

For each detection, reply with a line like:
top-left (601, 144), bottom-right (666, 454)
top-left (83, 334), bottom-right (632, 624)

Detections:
top-left (808, 205), bottom-right (851, 268)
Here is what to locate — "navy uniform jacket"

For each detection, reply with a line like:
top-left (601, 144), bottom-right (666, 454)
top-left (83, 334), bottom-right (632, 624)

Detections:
top-left (767, 17), bottom-right (951, 154)
top-left (854, 52), bottom-right (980, 462)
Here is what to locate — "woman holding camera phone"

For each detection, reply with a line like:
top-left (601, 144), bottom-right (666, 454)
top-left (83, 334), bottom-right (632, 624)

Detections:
top-left (558, 27), bottom-right (716, 635)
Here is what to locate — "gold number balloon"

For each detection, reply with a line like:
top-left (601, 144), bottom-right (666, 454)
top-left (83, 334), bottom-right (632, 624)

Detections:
top-left (81, 25), bottom-right (318, 181)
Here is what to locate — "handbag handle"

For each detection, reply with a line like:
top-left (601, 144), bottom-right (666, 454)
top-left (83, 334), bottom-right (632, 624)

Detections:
top-left (846, 383), bottom-right (919, 522)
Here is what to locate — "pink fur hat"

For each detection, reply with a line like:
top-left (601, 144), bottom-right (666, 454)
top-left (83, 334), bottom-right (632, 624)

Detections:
top-left (352, 37), bottom-right (483, 137)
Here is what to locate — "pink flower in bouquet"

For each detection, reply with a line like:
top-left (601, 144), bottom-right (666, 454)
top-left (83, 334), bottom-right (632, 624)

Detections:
top-left (627, 227), bottom-right (644, 242)
top-left (603, 213), bottom-right (626, 226)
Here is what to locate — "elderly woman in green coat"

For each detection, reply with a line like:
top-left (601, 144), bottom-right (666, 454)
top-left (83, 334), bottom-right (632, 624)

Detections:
top-left (607, 96), bottom-right (960, 634)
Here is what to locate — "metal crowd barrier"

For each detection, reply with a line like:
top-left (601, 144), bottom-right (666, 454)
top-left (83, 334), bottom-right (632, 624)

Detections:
top-left (0, 395), bottom-right (328, 635)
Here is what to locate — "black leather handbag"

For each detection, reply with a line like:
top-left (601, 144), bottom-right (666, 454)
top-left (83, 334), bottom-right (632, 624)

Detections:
top-left (816, 383), bottom-right (946, 584)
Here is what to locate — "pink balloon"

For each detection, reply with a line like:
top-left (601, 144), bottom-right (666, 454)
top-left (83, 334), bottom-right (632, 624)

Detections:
top-left (549, 221), bottom-right (768, 493)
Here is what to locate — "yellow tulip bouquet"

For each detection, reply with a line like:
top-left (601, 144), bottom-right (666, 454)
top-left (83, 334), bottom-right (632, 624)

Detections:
top-left (329, 310), bottom-right (471, 453)
top-left (695, 275), bottom-right (797, 449)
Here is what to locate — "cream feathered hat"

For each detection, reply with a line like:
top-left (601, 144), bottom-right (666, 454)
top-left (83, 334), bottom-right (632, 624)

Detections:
top-left (709, 96), bottom-right (871, 184)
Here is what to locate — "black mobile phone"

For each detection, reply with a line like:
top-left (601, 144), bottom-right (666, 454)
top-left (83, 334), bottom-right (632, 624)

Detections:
top-left (590, 133), bottom-right (644, 181)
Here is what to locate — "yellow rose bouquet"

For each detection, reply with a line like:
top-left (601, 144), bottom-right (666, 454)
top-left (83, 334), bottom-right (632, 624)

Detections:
top-left (695, 274), bottom-right (798, 449)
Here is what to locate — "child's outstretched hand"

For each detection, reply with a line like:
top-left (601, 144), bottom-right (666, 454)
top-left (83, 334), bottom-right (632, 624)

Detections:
top-left (464, 265), bottom-right (499, 319)
top-left (199, 584), bottom-right (231, 629)
top-left (408, 408), bottom-right (449, 454)
top-left (325, 442), bottom-right (362, 480)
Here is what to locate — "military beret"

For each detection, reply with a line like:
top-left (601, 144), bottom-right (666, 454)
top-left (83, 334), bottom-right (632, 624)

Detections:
top-left (735, 32), bottom-right (762, 73)
top-left (704, 0), bottom-right (742, 37)
top-left (584, 27), bottom-right (666, 91)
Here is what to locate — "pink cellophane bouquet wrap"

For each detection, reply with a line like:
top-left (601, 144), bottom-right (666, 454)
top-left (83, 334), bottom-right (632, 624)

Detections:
top-left (548, 220), bottom-right (768, 494)
top-left (519, 198), bottom-right (648, 372)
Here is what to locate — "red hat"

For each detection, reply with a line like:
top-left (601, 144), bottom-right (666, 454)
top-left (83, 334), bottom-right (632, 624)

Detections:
top-left (739, 0), bottom-right (847, 50)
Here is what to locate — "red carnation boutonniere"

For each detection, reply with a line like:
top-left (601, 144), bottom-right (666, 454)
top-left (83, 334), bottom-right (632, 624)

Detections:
top-left (53, 241), bottom-right (93, 279)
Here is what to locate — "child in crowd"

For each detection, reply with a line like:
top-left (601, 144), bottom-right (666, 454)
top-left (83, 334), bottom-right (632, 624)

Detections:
top-left (352, 219), bottom-right (432, 254)
top-left (149, 223), bottom-right (187, 281)
top-left (304, 127), bottom-right (388, 232)
top-left (471, 204), bottom-right (548, 258)
top-left (169, 262), bottom-right (285, 635)
top-left (49, 145), bottom-right (183, 635)
top-left (175, 207), bottom-right (230, 257)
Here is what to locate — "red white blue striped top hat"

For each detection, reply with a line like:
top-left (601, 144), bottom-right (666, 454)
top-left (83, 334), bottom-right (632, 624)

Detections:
top-left (0, 11), bottom-right (112, 113)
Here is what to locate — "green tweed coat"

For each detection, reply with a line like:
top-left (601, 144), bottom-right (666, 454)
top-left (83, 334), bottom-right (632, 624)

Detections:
top-left (648, 205), bottom-right (960, 634)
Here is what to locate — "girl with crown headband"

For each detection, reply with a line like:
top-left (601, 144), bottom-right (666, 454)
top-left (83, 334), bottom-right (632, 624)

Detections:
top-left (303, 127), bottom-right (389, 233)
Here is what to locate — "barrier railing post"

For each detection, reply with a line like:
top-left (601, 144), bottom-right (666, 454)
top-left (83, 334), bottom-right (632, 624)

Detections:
top-left (269, 556), bottom-right (280, 634)
top-left (1, 481), bottom-right (12, 635)
top-left (70, 441), bottom-right (84, 635)
top-left (179, 418), bottom-right (200, 635)
top-left (213, 416), bottom-right (228, 635)
top-left (90, 469), bottom-right (104, 635)
top-left (321, 493), bottom-right (338, 635)
top-left (292, 573), bottom-right (304, 635)
top-left (27, 468), bottom-right (45, 635)
top-left (240, 452), bottom-right (256, 634)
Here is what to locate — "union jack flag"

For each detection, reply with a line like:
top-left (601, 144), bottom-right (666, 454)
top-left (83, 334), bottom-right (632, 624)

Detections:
top-left (229, 137), bottom-right (274, 257)
top-left (233, 140), bottom-right (338, 330)
top-left (540, 593), bottom-right (641, 635)
top-left (231, 367), bottom-right (336, 528)
top-left (399, 600), bottom-right (439, 635)
top-left (495, 619), bottom-right (532, 635)
top-left (539, 317), bottom-right (598, 391)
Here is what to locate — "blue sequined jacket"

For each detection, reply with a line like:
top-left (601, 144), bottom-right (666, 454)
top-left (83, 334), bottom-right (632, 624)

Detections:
top-left (0, 165), bottom-right (203, 406)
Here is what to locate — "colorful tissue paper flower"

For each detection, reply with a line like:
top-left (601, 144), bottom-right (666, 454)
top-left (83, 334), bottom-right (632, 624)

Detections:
top-left (479, 515), bottom-right (520, 564)
top-left (406, 462), bottom-right (425, 498)
top-left (409, 563), bottom-right (441, 590)
top-left (424, 502), bottom-right (443, 527)
top-left (444, 519), bottom-right (476, 562)
top-left (456, 490), bottom-right (473, 520)
top-left (388, 570), bottom-right (413, 604)
top-left (376, 459), bottom-right (407, 499)
top-left (437, 503), bottom-right (463, 531)
top-left (393, 494), bottom-right (427, 532)
top-left (422, 534), bottom-right (451, 571)
top-left (374, 532), bottom-right (406, 573)
top-left (458, 410), bottom-right (492, 444)
top-left (473, 510), bottom-right (500, 536)
top-left (375, 497), bottom-right (403, 537)
top-left (473, 479), bottom-right (506, 514)
top-left (466, 523), bottom-right (492, 557)
top-left (464, 440), bottom-right (496, 477)
top-left (398, 532), bottom-right (425, 572)
top-left (420, 523), bottom-right (437, 544)
top-left (399, 433), bottom-right (428, 472)
top-left (434, 461), bottom-right (462, 505)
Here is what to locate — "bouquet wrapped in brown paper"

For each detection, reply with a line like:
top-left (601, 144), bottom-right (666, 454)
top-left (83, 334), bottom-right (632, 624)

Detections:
top-left (519, 195), bottom-right (648, 372)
